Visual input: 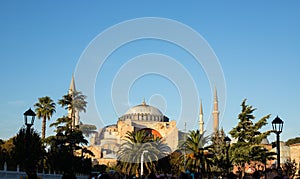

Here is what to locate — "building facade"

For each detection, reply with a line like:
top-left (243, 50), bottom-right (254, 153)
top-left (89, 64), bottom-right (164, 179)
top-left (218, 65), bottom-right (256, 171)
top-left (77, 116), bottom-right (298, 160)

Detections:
top-left (69, 76), bottom-right (222, 166)
top-left (89, 100), bottom-right (179, 166)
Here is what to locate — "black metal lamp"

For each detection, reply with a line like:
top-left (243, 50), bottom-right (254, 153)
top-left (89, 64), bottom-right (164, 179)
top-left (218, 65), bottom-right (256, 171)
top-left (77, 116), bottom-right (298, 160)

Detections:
top-left (24, 108), bottom-right (36, 129)
top-left (272, 116), bottom-right (284, 134)
top-left (272, 116), bottom-right (284, 172)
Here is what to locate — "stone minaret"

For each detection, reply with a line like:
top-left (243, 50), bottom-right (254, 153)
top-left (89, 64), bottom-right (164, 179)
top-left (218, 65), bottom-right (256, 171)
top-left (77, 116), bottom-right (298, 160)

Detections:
top-left (68, 74), bottom-right (80, 128)
top-left (212, 87), bottom-right (219, 133)
top-left (199, 100), bottom-right (204, 134)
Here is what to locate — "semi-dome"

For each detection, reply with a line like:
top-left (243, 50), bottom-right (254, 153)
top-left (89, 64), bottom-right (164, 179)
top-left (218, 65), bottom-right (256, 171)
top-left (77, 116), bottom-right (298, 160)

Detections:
top-left (119, 100), bottom-right (168, 122)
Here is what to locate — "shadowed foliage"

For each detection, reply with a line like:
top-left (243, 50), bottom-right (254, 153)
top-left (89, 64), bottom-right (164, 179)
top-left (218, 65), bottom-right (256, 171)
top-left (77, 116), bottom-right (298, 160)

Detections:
top-left (12, 127), bottom-right (44, 177)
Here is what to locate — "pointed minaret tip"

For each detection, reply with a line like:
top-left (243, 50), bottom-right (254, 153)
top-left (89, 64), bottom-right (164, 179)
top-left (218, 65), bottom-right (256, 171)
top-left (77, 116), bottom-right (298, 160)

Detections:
top-left (214, 86), bottom-right (218, 102)
top-left (199, 99), bottom-right (204, 135)
top-left (212, 86), bottom-right (219, 133)
top-left (199, 99), bottom-right (203, 115)
top-left (69, 74), bottom-right (76, 93)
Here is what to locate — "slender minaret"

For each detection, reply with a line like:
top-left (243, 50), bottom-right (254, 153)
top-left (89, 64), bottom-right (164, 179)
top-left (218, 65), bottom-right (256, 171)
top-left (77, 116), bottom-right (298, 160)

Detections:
top-left (199, 100), bottom-right (204, 134)
top-left (212, 87), bottom-right (219, 133)
top-left (69, 74), bottom-right (76, 94)
top-left (68, 74), bottom-right (80, 128)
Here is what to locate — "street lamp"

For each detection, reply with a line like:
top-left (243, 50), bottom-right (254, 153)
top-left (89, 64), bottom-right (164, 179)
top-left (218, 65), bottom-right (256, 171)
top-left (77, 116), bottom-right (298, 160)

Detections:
top-left (224, 136), bottom-right (231, 177)
top-left (141, 150), bottom-right (148, 177)
top-left (24, 108), bottom-right (36, 132)
top-left (23, 108), bottom-right (36, 179)
top-left (272, 116), bottom-right (284, 171)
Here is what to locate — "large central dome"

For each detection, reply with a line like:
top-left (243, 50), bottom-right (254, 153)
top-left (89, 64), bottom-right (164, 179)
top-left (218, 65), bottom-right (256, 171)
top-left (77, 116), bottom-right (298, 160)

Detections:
top-left (124, 100), bottom-right (163, 116)
top-left (119, 100), bottom-right (169, 122)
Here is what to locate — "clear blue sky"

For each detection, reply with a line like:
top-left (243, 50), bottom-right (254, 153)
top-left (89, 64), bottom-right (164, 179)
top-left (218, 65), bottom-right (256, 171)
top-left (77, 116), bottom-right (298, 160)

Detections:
top-left (0, 1), bottom-right (299, 143)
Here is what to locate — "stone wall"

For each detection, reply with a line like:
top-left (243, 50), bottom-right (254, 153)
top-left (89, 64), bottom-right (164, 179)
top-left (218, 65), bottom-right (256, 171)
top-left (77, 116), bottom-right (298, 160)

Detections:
top-left (290, 143), bottom-right (300, 165)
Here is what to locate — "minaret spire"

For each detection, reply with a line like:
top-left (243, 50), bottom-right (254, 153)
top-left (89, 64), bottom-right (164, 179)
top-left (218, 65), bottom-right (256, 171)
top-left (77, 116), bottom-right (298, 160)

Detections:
top-left (199, 99), bottom-right (204, 134)
top-left (212, 86), bottom-right (219, 133)
top-left (69, 73), bottom-right (76, 94)
top-left (68, 74), bottom-right (79, 128)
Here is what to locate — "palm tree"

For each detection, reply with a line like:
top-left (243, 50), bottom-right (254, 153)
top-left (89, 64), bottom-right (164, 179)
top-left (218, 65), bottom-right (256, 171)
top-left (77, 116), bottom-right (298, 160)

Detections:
top-left (58, 91), bottom-right (87, 129)
top-left (117, 130), bottom-right (170, 176)
top-left (34, 96), bottom-right (56, 139)
top-left (182, 130), bottom-right (211, 175)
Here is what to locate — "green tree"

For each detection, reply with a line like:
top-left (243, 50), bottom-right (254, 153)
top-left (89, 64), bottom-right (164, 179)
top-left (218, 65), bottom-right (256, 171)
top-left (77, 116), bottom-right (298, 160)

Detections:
top-left (34, 96), bottom-right (56, 139)
top-left (47, 91), bottom-right (90, 174)
top-left (168, 150), bottom-right (182, 176)
top-left (79, 124), bottom-right (97, 137)
top-left (250, 147), bottom-right (276, 173)
top-left (0, 139), bottom-right (7, 170)
top-left (49, 116), bottom-right (89, 153)
top-left (0, 137), bottom-right (15, 170)
top-left (116, 130), bottom-right (170, 176)
top-left (12, 127), bottom-right (44, 178)
top-left (47, 116), bottom-right (92, 174)
top-left (285, 137), bottom-right (300, 146)
top-left (50, 116), bottom-right (72, 133)
top-left (58, 91), bottom-right (87, 129)
top-left (209, 129), bottom-right (230, 177)
top-left (229, 99), bottom-right (271, 177)
top-left (181, 130), bottom-right (211, 175)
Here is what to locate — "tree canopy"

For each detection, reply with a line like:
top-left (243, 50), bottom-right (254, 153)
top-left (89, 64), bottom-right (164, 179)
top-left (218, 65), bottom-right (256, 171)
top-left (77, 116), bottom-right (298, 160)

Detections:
top-left (12, 127), bottom-right (44, 176)
top-left (116, 130), bottom-right (170, 176)
top-left (229, 99), bottom-right (271, 177)
top-left (34, 96), bottom-right (56, 139)
top-left (286, 137), bottom-right (300, 146)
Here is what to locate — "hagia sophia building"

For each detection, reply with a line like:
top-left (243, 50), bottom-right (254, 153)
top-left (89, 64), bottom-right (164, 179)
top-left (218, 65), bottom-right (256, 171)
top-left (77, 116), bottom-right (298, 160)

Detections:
top-left (68, 76), bottom-right (300, 171)
top-left (69, 76), bottom-right (221, 166)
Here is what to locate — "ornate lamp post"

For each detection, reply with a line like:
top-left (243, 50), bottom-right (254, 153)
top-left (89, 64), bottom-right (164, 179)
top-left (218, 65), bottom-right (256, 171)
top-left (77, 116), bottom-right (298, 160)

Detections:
top-left (272, 116), bottom-right (284, 171)
top-left (141, 150), bottom-right (148, 177)
top-left (224, 136), bottom-right (231, 177)
top-left (24, 108), bottom-right (36, 132)
top-left (23, 108), bottom-right (36, 179)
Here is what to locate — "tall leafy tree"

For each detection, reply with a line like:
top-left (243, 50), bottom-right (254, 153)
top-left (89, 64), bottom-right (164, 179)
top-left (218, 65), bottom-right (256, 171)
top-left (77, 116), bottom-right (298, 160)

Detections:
top-left (47, 116), bottom-right (92, 174)
top-left (229, 99), bottom-right (271, 177)
top-left (34, 96), bottom-right (56, 139)
top-left (49, 116), bottom-right (89, 151)
top-left (209, 129), bottom-right (230, 177)
top-left (46, 91), bottom-right (90, 174)
top-left (12, 127), bottom-right (44, 178)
